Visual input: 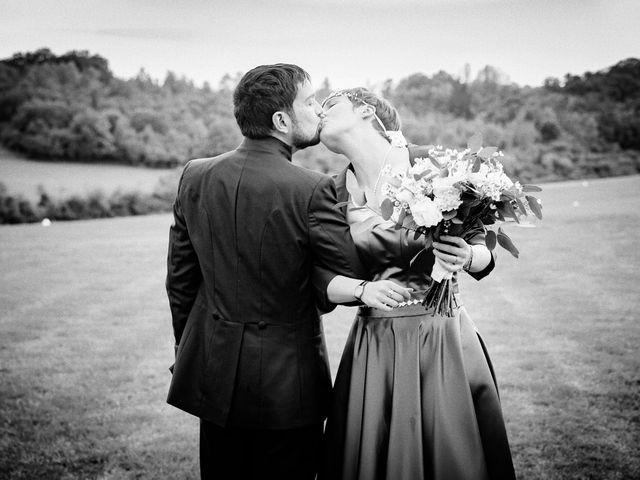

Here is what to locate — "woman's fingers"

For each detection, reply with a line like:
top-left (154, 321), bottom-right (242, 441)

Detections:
top-left (433, 236), bottom-right (471, 272)
top-left (433, 242), bottom-right (463, 256)
top-left (439, 235), bottom-right (466, 246)
top-left (433, 250), bottom-right (464, 272)
top-left (433, 249), bottom-right (460, 264)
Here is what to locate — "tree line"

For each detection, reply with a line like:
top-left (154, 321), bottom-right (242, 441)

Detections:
top-left (1, 48), bottom-right (639, 183)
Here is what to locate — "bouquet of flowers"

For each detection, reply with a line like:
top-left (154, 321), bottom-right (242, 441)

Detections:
top-left (379, 133), bottom-right (543, 316)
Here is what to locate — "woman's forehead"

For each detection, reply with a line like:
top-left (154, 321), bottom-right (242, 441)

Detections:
top-left (322, 92), bottom-right (351, 108)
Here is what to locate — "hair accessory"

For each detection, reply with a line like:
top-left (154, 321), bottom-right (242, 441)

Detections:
top-left (322, 90), bottom-right (406, 147)
top-left (322, 90), bottom-right (387, 131)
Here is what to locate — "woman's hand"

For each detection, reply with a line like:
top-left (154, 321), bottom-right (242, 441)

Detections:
top-left (432, 235), bottom-right (471, 274)
top-left (360, 280), bottom-right (413, 311)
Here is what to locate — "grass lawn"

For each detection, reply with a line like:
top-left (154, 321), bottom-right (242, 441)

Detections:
top-left (1, 175), bottom-right (639, 479)
top-left (0, 148), bottom-right (176, 201)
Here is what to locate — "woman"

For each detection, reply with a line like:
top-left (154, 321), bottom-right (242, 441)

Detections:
top-left (319, 88), bottom-right (516, 480)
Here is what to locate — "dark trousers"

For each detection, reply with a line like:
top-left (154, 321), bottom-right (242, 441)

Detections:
top-left (200, 419), bottom-right (323, 480)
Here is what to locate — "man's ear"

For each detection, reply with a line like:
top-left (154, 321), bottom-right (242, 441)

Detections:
top-left (272, 111), bottom-right (291, 134)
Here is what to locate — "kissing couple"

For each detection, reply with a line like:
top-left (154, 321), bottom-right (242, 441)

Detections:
top-left (166, 64), bottom-right (516, 480)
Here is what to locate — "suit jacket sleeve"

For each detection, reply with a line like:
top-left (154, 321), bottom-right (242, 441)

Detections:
top-left (308, 176), bottom-right (367, 313)
top-left (350, 214), bottom-right (430, 274)
top-left (166, 163), bottom-right (202, 346)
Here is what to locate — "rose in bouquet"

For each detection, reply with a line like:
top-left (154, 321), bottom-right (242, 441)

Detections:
top-left (379, 133), bottom-right (543, 316)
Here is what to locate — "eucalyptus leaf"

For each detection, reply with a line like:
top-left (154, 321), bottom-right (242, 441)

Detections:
top-left (333, 201), bottom-right (351, 210)
top-left (501, 201), bottom-right (520, 223)
top-left (522, 184), bottom-right (542, 193)
top-left (515, 196), bottom-right (528, 216)
top-left (500, 191), bottom-right (516, 201)
top-left (478, 146), bottom-right (498, 159)
top-left (413, 169), bottom-right (433, 181)
top-left (472, 156), bottom-right (482, 173)
top-left (395, 209), bottom-right (407, 229)
top-left (443, 210), bottom-right (457, 220)
top-left (405, 218), bottom-right (419, 231)
top-left (467, 133), bottom-right (483, 153)
top-left (380, 198), bottom-right (394, 220)
top-left (526, 195), bottom-right (543, 220)
top-left (497, 228), bottom-right (520, 258)
top-left (485, 230), bottom-right (497, 250)
top-left (429, 156), bottom-right (443, 169)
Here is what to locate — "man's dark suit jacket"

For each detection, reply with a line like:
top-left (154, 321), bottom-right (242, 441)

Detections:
top-left (166, 136), bottom-right (365, 430)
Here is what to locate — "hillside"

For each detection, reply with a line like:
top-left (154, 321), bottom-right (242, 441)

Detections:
top-left (1, 49), bottom-right (639, 181)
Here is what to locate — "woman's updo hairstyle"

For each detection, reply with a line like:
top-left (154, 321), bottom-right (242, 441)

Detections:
top-left (339, 87), bottom-right (402, 133)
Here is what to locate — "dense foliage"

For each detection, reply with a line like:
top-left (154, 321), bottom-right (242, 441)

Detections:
top-left (1, 48), bottom-right (639, 182)
top-left (0, 49), bottom-right (242, 168)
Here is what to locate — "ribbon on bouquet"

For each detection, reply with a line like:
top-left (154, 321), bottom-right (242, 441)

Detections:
top-left (422, 256), bottom-right (459, 316)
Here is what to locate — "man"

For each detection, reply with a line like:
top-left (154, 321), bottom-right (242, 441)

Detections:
top-left (166, 64), bottom-right (405, 479)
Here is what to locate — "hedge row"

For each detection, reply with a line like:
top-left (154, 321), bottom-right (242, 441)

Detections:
top-left (0, 172), bottom-right (178, 224)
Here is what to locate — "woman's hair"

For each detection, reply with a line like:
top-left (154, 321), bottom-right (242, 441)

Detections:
top-left (337, 87), bottom-right (401, 132)
top-left (233, 64), bottom-right (310, 139)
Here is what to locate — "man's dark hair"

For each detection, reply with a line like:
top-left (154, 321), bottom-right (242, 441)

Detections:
top-left (233, 64), bottom-right (310, 139)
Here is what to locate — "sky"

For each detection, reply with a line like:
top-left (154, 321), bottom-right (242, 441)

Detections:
top-left (0, 0), bottom-right (638, 90)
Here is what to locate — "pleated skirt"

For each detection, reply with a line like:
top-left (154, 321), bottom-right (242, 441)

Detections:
top-left (321, 303), bottom-right (516, 480)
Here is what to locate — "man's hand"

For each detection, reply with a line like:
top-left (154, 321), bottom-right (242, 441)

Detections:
top-left (360, 280), bottom-right (413, 311)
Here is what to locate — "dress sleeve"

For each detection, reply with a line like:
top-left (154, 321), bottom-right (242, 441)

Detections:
top-left (166, 163), bottom-right (202, 346)
top-left (462, 220), bottom-right (496, 281)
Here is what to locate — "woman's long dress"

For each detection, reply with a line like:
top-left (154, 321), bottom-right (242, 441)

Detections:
top-left (322, 149), bottom-right (516, 480)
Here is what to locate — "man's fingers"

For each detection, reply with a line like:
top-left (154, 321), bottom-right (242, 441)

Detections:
top-left (398, 289), bottom-right (412, 300)
top-left (378, 294), bottom-right (399, 308)
top-left (386, 288), bottom-right (412, 301)
top-left (376, 301), bottom-right (393, 311)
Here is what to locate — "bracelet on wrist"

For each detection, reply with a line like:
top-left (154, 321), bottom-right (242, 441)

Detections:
top-left (463, 245), bottom-right (474, 272)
